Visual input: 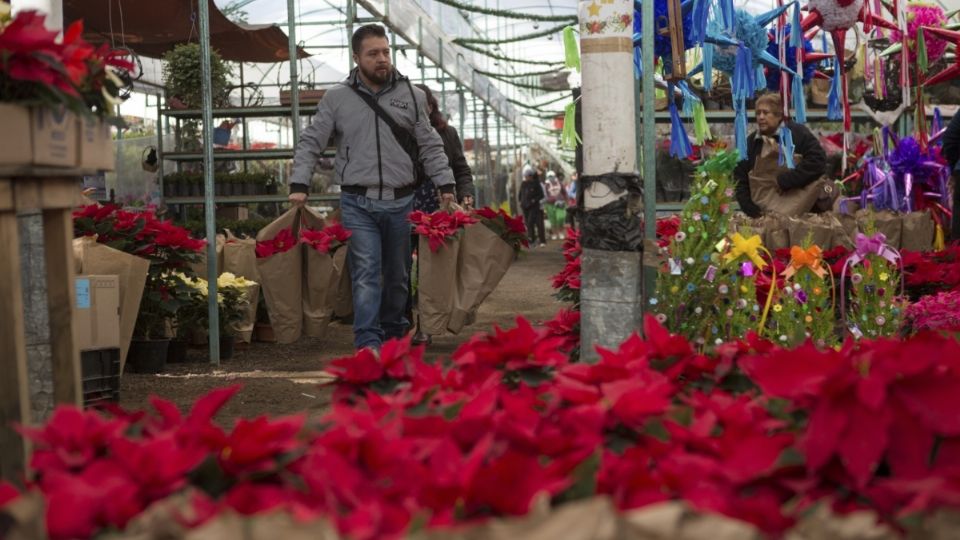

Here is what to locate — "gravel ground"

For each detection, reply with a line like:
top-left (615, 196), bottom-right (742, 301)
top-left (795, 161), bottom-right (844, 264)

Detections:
top-left (119, 240), bottom-right (569, 423)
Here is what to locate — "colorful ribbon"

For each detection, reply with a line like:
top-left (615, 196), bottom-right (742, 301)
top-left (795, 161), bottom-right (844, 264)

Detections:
top-left (724, 233), bottom-right (767, 270)
top-left (840, 232), bottom-right (905, 331)
top-left (782, 245), bottom-right (828, 279)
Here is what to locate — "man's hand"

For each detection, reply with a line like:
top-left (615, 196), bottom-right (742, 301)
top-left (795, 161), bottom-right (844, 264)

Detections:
top-left (289, 192), bottom-right (307, 206)
top-left (461, 195), bottom-right (474, 209)
top-left (441, 192), bottom-right (455, 208)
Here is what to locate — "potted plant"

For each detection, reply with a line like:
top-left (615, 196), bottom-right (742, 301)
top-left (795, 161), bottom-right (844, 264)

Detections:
top-left (162, 43), bottom-right (231, 110)
top-left (179, 272), bottom-right (251, 360)
top-left (129, 271), bottom-right (191, 373)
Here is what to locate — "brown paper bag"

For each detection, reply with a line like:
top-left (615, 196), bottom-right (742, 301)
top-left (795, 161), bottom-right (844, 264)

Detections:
top-left (417, 235), bottom-right (460, 335)
top-left (857, 209), bottom-right (903, 248)
top-left (231, 283), bottom-right (260, 344)
top-left (189, 234), bottom-right (225, 278)
top-left (255, 208), bottom-right (304, 344)
top-left (303, 247), bottom-right (346, 338)
top-left (758, 214), bottom-right (790, 251)
top-left (786, 214), bottom-right (834, 249)
top-left (223, 231), bottom-right (260, 282)
top-left (448, 224), bottom-right (515, 334)
top-left (900, 210), bottom-right (936, 252)
top-left (834, 212), bottom-right (858, 249)
top-left (73, 237), bottom-right (150, 373)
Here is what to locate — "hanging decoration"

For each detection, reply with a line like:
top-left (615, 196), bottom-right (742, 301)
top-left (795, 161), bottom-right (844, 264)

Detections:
top-left (691, 6), bottom-right (799, 160)
top-left (800, 0), bottom-right (898, 165)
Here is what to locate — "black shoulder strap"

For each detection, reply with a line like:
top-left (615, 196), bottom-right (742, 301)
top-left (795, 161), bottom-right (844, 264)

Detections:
top-left (347, 82), bottom-right (419, 164)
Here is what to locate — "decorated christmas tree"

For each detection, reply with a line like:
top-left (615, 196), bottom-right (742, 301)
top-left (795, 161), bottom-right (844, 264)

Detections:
top-left (652, 150), bottom-right (740, 345)
top-left (768, 242), bottom-right (838, 349)
top-left (843, 231), bottom-right (907, 340)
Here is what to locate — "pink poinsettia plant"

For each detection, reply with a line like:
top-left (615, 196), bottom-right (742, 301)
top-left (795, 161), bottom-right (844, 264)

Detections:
top-left (409, 209), bottom-right (478, 252)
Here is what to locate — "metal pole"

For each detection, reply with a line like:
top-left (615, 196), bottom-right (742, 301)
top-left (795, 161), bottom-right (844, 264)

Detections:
top-left (347, 0), bottom-right (356, 70)
top-left (641, 0), bottom-right (657, 306)
top-left (240, 62), bottom-right (249, 173)
top-left (198, 0), bottom-right (220, 365)
top-left (578, 0), bottom-right (642, 359)
top-left (287, 0), bottom-right (301, 148)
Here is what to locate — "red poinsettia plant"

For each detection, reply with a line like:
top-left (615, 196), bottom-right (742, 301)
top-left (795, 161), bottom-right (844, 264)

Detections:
top-left (552, 227), bottom-right (581, 305)
top-left (300, 222), bottom-right (351, 254)
top-left (73, 203), bottom-right (204, 270)
top-left (12, 310), bottom-right (960, 539)
top-left (0, 10), bottom-right (133, 117)
top-left (254, 228), bottom-right (297, 259)
top-left (409, 209), bottom-right (478, 252)
top-left (473, 207), bottom-right (528, 251)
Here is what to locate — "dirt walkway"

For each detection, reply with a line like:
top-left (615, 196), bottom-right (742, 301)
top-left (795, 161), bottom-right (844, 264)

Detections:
top-left (119, 241), bottom-right (568, 422)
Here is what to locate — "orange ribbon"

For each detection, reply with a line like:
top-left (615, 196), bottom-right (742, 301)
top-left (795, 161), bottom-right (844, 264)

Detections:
top-left (782, 245), bottom-right (827, 279)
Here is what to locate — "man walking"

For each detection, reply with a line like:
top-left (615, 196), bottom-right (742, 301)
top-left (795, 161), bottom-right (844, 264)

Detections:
top-left (289, 24), bottom-right (455, 351)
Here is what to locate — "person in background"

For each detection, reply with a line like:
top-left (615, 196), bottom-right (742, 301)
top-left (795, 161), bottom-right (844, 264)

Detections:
top-left (519, 165), bottom-right (547, 247)
top-left (543, 170), bottom-right (566, 240)
top-left (414, 84), bottom-right (476, 208)
top-left (940, 112), bottom-right (960, 239)
top-left (288, 24), bottom-right (454, 352)
top-left (408, 84), bottom-right (476, 346)
top-left (733, 92), bottom-right (827, 218)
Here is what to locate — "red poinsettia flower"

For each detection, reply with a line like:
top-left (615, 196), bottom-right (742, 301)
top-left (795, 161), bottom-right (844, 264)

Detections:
top-left (19, 406), bottom-right (128, 473)
top-left (410, 210), bottom-right (478, 252)
top-left (301, 223), bottom-right (352, 254)
top-left (0, 481), bottom-right (19, 507)
top-left (545, 308), bottom-right (580, 352)
top-left (217, 414), bottom-right (306, 475)
top-left (255, 228), bottom-right (298, 258)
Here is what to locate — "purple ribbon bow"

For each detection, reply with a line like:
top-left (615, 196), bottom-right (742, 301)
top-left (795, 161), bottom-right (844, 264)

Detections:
top-left (840, 232), bottom-right (904, 334)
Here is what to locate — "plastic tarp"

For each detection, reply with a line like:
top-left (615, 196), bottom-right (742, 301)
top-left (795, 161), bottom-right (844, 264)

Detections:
top-left (63, 0), bottom-right (309, 63)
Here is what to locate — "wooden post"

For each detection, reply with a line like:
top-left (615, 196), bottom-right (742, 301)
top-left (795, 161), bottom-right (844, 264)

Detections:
top-left (0, 178), bottom-right (31, 483)
top-left (1, 169), bottom-right (84, 483)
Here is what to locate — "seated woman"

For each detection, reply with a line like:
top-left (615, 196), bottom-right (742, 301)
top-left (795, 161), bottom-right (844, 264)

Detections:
top-left (733, 93), bottom-right (827, 218)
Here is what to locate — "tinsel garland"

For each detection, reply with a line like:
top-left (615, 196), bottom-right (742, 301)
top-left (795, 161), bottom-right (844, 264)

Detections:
top-left (455, 40), bottom-right (565, 66)
top-left (431, 0), bottom-right (578, 22)
top-left (454, 22), bottom-right (570, 45)
top-left (474, 67), bottom-right (563, 79)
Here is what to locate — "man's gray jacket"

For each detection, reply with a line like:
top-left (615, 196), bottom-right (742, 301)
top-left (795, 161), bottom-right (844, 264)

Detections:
top-left (289, 68), bottom-right (455, 200)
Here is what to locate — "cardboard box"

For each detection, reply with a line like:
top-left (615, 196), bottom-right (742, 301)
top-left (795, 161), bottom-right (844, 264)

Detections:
top-left (74, 275), bottom-right (121, 352)
top-left (78, 117), bottom-right (115, 171)
top-left (0, 104), bottom-right (79, 167)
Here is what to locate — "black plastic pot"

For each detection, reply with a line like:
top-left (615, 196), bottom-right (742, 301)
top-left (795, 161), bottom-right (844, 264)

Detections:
top-left (166, 339), bottom-right (189, 363)
top-left (219, 336), bottom-right (235, 360)
top-left (128, 339), bottom-right (169, 373)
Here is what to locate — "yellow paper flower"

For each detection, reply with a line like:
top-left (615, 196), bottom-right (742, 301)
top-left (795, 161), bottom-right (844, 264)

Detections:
top-left (740, 285), bottom-right (748, 293)
top-left (773, 304), bottom-right (783, 312)
top-left (879, 272), bottom-right (889, 282)
top-left (671, 286), bottom-right (679, 293)
top-left (805, 315), bottom-right (813, 323)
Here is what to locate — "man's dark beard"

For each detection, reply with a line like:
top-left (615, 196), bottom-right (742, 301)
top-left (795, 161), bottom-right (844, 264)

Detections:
top-left (360, 65), bottom-right (390, 85)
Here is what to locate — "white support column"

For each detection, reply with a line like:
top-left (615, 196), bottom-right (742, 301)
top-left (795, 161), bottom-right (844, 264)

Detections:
top-left (578, 0), bottom-right (643, 359)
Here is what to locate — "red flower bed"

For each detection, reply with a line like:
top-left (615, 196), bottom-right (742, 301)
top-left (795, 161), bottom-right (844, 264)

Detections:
top-left (409, 209), bottom-right (478, 252)
top-left (10, 308), bottom-right (960, 539)
top-left (300, 223), bottom-right (351, 254)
